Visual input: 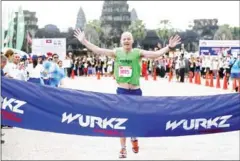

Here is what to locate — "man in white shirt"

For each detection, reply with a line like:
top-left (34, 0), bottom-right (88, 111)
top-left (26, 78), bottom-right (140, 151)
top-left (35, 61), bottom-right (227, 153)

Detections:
top-left (12, 53), bottom-right (27, 81)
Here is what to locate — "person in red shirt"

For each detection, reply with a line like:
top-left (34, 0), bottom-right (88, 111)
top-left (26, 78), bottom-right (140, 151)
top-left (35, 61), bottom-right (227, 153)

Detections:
top-left (142, 60), bottom-right (147, 77)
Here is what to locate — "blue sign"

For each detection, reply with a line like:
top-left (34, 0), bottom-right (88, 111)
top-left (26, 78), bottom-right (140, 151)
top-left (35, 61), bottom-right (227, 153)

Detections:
top-left (1, 77), bottom-right (240, 137)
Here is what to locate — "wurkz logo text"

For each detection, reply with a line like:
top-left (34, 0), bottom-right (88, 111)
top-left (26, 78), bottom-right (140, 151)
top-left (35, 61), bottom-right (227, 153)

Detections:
top-left (165, 115), bottom-right (232, 130)
top-left (61, 112), bottom-right (128, 130)
top-left (1, 96), bottom-right (26, 122)
top-left (1, 96), bottom-right (26, 114)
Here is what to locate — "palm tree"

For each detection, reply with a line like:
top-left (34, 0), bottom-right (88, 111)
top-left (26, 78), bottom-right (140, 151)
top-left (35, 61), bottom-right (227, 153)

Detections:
top-left (214, 24), bottom-right (233, 40)
top-left (128, 20), bottom-right (146, 47)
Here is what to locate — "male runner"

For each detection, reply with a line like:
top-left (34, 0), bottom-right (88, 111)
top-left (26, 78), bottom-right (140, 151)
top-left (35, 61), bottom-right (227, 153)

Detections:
top-left (74, 29), bottom-right (181, 158)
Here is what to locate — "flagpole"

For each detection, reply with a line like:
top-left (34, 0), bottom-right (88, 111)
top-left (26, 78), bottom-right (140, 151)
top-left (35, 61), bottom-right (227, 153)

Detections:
top-left (26, 28), bottom-right (28, 54)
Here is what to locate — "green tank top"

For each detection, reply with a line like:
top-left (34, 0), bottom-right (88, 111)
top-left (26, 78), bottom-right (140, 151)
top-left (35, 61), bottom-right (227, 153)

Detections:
top-left (114, 48), bottom-right (141, 86)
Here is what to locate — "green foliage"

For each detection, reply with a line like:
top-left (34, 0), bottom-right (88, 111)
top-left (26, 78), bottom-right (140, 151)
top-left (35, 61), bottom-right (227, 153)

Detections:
top-left (128, 20), bottom-right (146, 41)
top-left (84, 20), bottom-right (102, 34)
top-left (214, 25), bottom-right (233, 40)
top-left (84, 20), bottom-right (102, 45)
top-left (230, 26), bottom-right (240, 40)
top-left (156, 20), bottom-right (175, 46)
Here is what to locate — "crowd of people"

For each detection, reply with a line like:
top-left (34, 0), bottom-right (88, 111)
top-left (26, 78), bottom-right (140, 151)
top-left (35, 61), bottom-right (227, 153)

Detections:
top-left (1, 49), bottom-right (66, 144)
top-left (62, 50), bottom-right (240, 91)
top-left (1, 48), bottom-right (239, 92)
top-left (1, 49), bottom-right (65, 87)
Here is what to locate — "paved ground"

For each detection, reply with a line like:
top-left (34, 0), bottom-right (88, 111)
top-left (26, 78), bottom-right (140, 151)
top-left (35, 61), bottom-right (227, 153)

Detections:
top-left (1, 77), bottom-right (239, 160)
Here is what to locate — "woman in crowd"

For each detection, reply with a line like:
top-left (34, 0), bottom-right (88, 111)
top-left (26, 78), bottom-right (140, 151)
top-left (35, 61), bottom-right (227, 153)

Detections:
top-left (3, 49), bottom-right (15, 78)
top-left (212, 57), bottom-right (219, 78)
top-left (189, 57), bottom-right (196, 78)
top-left (26, 55), bottom-right (44, 85)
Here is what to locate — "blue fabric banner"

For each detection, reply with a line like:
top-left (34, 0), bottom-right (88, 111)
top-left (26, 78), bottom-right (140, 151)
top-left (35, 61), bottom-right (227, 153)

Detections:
top-left (1, 77), bottom-right (240, 137)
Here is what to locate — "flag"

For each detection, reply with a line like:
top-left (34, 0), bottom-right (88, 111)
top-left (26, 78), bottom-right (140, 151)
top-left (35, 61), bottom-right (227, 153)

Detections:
top-left (1, 26), bottom-right (5, 49)
top-left (26, 31), bottom-right (32, 44)
top-left (16, 6), bottom-right (25, 50)
top-left (46, 40), bottom-right (52, 43)
top-left (7, 10), bottom-right (15, 48)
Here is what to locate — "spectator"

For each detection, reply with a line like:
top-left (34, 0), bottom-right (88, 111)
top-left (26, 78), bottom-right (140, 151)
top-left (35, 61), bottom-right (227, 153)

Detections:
top-left (179, 54), bottom-right (186, 83)
top-left (1, 54), bottom-right (7, 76)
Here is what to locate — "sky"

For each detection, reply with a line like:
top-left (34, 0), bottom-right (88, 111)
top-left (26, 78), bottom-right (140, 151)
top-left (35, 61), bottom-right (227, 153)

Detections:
top-left (2, 1), bottom-right (240, 32)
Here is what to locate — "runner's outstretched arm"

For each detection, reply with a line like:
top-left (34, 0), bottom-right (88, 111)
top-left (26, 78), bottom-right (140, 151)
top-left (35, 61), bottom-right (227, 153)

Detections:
top-left (140, 35), bottom-right (181, 59)
top-left (74, 28), bottom-right (115, 57)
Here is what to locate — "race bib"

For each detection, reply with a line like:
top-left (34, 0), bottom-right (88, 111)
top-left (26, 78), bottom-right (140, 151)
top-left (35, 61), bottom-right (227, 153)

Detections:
top-left (119, 66), bottom-right (132, 77)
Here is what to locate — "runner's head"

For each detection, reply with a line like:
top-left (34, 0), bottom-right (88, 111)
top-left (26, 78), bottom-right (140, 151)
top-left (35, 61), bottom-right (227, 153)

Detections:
top-left (120, 32), bottom-right (134, 51)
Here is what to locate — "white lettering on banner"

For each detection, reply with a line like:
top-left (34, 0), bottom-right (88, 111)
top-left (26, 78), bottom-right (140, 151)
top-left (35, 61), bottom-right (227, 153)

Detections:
top-left (165, 115), bottom-right (232, 131)
top-left (1, 96), bottom-right (26, 114)
top-left (61, 112), bottom-right (128, 130)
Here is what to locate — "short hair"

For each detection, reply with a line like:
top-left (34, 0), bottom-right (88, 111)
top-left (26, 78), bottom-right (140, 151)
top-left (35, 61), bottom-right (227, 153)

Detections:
top-left (4, 49), bottom-right (14, 58)
top-left (121, 32), bottom-right (133, 40)
top-left (1, 54), bottom-right (7, 62)
top-left (52, 53), bottom-right (58, 58)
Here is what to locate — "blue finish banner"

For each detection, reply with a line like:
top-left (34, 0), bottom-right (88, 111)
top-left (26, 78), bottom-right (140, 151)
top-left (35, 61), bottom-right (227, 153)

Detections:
top-left (1, 77), bottom-right (240, 137)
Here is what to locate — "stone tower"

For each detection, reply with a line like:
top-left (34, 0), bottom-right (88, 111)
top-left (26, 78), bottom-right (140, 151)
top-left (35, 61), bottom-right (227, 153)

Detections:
top-left (130, 8), bottom-right (138, 22)
top-left (100, 0), bottom-right (131, 47)
top-left (75, 7), bottom-right (86, 30)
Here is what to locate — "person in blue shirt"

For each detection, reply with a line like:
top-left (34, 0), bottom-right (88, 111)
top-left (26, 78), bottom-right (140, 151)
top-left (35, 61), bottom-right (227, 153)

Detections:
top-left (43, 53), bottom-right (65, 87)
top-left (230, 54), bottom-right (240, 92)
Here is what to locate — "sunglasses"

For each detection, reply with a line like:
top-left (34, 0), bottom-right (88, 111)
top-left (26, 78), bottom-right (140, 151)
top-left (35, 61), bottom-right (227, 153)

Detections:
top-left (53, 57), bottom-right (59, 59)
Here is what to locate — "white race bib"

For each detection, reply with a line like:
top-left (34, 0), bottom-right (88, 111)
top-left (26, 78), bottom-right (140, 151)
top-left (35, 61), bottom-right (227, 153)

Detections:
top-left (119, 66), bottom-right (132, 77)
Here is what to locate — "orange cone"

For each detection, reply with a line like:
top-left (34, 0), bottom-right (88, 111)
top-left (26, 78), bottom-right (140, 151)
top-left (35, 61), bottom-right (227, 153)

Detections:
top-left (145, 72), bottom-right (148, 81)
top-left (197, 73), bottom-right (201, 85)
top-left (232, 79), bottom-right (236, 91)
top-left (194, 72), bottom-right (198, 84)
top-left (168, 72), bottom-right (172, 82)
top-left (238, 82), bottom-right (240, 93)
top-left (210, 74), bottom-right (214, 87)
top-left (189, 72), bottom-right (193, 83)
top-left (205, 73), bottom-right (209, 86)
top-left (216, 74), bottom-right (221, 88)
top-left (97, 71), bottom-right (101, 80)
top-left (71, 69), bottom-right (75, 79)
top-left (153, 68), bottom-right (157, 81)
top-left (223, 75), bottom-right (228, 90)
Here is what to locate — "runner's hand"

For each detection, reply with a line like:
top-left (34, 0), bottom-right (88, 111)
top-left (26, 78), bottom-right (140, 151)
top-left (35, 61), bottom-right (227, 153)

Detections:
top-left (74, 28), bottom-right (85, 43)
top-left (168, 35), bottom-right (181, 48)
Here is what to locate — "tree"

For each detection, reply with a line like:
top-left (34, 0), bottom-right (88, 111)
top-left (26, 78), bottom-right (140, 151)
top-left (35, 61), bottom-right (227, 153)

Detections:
top-left (214, 24), bottom-right (233, 40)
top-left (192, 19), bottom-right (219, 40)
top-left (128, 20), bottom-right (146, 47)
top-left (35, 24), bottom-right (60, 38)
top-left (156, 20), bottom-right (175, 47)
top-left (84, 20), bottom-right (102, 46)
top-left (178, 30), bottom-right (200, 52)
top-left (230, 26), bottom-right (240, 40)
